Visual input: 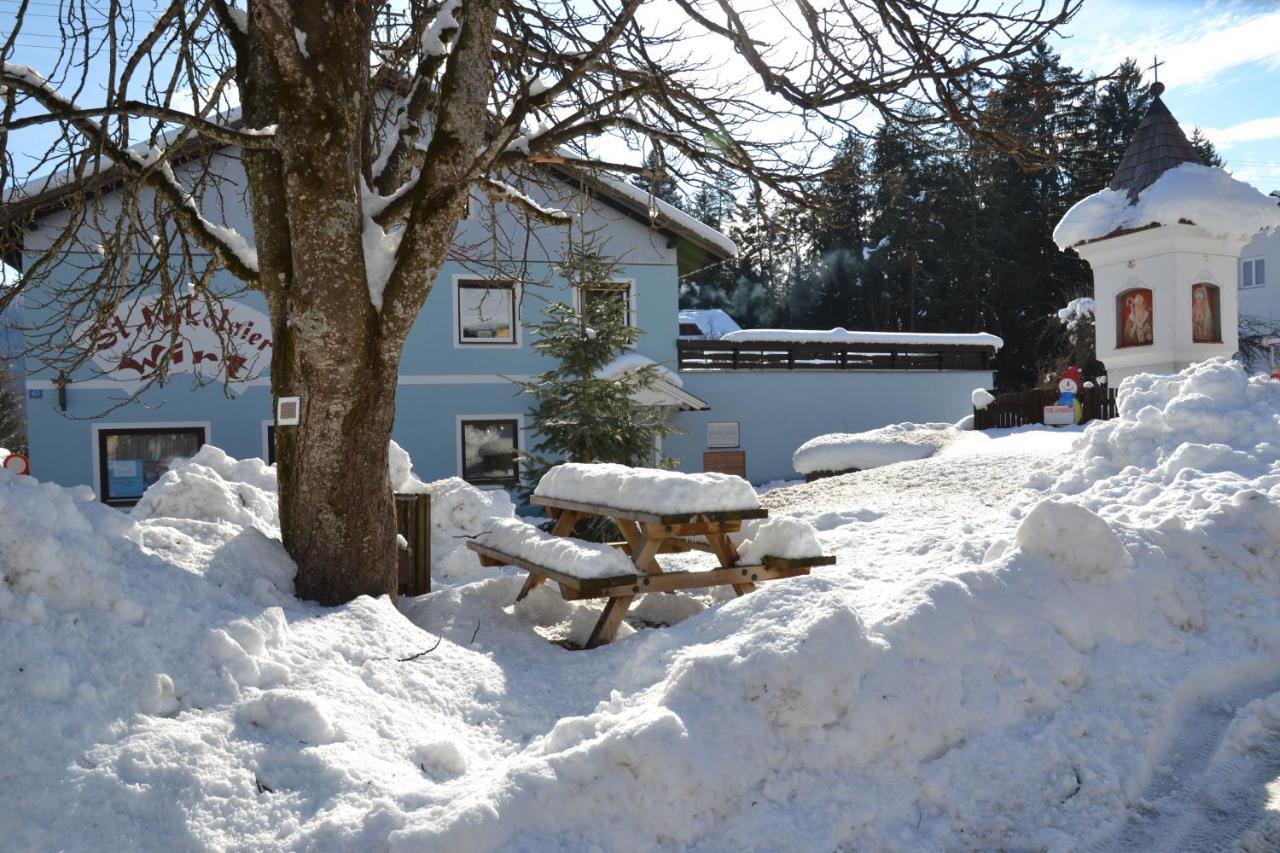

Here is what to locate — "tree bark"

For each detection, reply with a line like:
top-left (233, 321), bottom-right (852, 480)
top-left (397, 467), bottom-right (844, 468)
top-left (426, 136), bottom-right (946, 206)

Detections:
top-left (254, 0), bottom-right (402, 603)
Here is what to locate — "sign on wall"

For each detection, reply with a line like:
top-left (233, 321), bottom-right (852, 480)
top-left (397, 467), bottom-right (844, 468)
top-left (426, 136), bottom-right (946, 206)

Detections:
top-left (79, 296), bottom-right (273, 385)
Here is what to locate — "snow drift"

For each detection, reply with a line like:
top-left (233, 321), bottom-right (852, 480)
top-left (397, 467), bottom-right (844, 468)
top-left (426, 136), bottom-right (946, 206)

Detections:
top-left (792, 422), bottom-right (956, 476)
top-left (4, 359), bottom-right (1280, 850)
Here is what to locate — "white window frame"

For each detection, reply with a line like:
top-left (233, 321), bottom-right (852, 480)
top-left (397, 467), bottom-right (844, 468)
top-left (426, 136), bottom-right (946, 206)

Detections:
top-left (91, 420), bottom-right (212, 505)
top-left (452, 275), bottom-right (522, 349)
top-left (576, 278), bottom-right (638, 349)
top-left (1242, 257), bottom-right (1266, 289)
top-left (456, 413), bottom-right (526, 488)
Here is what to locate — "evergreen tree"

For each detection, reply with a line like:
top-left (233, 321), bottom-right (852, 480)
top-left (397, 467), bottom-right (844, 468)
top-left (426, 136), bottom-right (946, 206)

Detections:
top-left (0, 359), bottom-right (25, 454)
top-left (807, 135), bottom-right (870, 327)
top-left (1188, 128), bottom-right (1225, 167)
top-left (630, 149), bottom-right (685, 209)
top-left (517, 242), bottom-right (676, 486)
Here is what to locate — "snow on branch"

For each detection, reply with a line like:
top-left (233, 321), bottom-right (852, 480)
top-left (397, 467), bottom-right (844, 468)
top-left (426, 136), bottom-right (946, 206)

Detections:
top-left (480, 177), bottom-right (573, 224)
top-left (2, 62), bottom-right (260, 281)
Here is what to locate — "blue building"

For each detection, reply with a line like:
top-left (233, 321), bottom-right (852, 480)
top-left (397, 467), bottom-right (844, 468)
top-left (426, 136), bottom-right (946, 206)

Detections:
top-left (4, 150), bottom-right (997, 503)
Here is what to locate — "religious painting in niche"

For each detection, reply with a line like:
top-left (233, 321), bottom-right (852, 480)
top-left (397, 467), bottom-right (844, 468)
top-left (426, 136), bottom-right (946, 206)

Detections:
top-left (1117, 287), bottom-right (1153, 348)
top-left (1191, 283), bottom-right (1221, 343)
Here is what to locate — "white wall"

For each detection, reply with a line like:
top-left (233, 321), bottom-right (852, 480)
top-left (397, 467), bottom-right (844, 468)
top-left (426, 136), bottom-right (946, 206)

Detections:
top-left (1075, 223), bottom-right (1246, 383)
top-left (1239, 229), bottom-right (1280, 324)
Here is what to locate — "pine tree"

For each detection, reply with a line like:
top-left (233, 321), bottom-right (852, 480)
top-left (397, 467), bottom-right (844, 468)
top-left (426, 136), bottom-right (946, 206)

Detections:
top-left (630, 150), bottom-right (685, 210)
top-left (0, 359), bottom-right (25, 454)
top-left (517, 242), bottom-right (676, 487)
top-left (1188, 128), bottom-right (1225, 167)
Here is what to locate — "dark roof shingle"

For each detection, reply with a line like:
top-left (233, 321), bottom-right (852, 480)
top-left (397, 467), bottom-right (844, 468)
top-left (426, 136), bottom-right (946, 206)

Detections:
top-left (1108, 85), bottom-right (1202, 200)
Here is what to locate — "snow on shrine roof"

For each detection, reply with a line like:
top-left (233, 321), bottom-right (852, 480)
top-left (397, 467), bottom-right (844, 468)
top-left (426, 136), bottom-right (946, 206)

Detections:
top-left (1054, 162), bottom-right (1280, 250)
top-left (721, 327), bottom-right (1003, 350)
top-left (1108, 87), bottom-right (1202, 200)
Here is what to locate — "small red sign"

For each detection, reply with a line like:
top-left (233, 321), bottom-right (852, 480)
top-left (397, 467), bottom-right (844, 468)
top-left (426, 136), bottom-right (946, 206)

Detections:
top-left (2, 454), bottom-right (29, 475)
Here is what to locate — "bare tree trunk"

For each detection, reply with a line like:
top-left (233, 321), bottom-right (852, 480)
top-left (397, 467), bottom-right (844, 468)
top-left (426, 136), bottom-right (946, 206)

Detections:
top-left (259, 0), bottom-right (400, 603)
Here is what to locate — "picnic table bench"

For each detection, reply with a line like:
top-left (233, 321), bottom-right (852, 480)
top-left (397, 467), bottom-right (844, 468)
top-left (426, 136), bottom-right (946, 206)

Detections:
top-left (467, 465), bottom-right (835, 647)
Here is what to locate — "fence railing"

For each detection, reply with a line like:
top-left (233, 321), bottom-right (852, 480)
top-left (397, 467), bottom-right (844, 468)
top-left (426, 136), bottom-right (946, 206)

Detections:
top-left (677, 339), bottom-right (995, 372)
top-left (395, 492), bottom-right (431, 597)
top-left (973, 386), bottom-right (1118, 430)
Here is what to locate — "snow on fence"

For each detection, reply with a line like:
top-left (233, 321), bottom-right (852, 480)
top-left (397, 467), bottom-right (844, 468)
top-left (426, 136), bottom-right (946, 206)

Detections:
top-left (972, 386), bottom-right (1118, 430)
top-left (677, 339), bottom-right (995, 372)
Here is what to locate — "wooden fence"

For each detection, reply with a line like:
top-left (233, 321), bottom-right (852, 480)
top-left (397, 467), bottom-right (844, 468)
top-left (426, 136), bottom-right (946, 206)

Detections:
top-left (395, 492), bottom-right (432, 596)
top-left (973, 386), bottom-right (1118, 430)
top-left (677, 339), bottom-right (995, 372)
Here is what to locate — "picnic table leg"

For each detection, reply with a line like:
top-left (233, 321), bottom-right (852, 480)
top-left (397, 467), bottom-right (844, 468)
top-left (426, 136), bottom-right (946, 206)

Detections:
top-left (706, 531), bottom-right (755, 596)
top-left (586, 595), bottom-right (635, 648)
top-left (549, 508), bottom-right (580, 537)
top-left (632, 524), bottom-right (666, 575)
top-left (614, 518), bottom-right (643, 555)
top-left (514, 572), bottom-right (545, 602)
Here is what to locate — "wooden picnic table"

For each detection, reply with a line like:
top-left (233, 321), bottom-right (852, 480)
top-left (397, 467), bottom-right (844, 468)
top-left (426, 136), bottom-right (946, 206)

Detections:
top-left (468, 493), bottom-right (834, 648)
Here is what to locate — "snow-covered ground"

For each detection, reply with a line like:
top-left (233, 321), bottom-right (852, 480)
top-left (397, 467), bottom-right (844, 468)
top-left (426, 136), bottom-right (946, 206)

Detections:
top-left (4, 359), bottom-right (1280, 850)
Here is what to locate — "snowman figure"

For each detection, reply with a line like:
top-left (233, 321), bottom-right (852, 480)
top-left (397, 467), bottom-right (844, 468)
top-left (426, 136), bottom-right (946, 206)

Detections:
top-left (1056, 366), bottom-right (1084, 424)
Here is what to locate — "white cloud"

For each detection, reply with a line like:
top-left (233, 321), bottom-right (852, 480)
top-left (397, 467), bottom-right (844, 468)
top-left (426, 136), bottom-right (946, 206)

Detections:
top-left (1061, 3), bottom-right (1280, 90)
top-left (1199, 116), bottom-right (1280, 148)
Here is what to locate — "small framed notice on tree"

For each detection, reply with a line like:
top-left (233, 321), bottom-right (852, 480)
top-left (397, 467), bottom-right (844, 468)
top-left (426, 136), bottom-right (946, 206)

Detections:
top-left (277, 397), bottom-right (301, 426)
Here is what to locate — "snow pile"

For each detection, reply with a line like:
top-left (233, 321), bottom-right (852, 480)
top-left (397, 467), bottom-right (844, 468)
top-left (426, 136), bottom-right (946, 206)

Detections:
top-left (792, 422), bottom-right (955, 475)
top-left (971, 387), bottom-right (996, 410)
top-left (732, 516), bottom-right (825, 562)
top-left (723, 327), bottom-right (1004, 350)
top-left (390, 443), bottom-right (517, 585)
top-left (474, 518), bottom-right (639, 579)
top-left (1014, 499), bottom-right (1130, 582)
top-left (133, 445), bottom-right (280, 536)
top-left (9, 360), bottom-right (1280, 850)
top-left (534, 461), bottom-right (760, 514)
top-left (1054, 358), bottom-right (1280, 500)
top-left (1054, 162), bottom-right (1280, 249)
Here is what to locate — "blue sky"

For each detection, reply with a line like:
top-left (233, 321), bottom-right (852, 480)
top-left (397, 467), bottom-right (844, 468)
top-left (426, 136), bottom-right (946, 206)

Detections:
top-left (1055, 0), bottom-right (1280, 192)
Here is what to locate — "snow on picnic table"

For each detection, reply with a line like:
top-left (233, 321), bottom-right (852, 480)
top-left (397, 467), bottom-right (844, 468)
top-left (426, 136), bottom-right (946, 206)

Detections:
top-left (474, 517), bottom-right (640, 579)
top-left (5, 360), bottom-right (1280, 851)
top-left (533, 461), bottom-right (760, 515)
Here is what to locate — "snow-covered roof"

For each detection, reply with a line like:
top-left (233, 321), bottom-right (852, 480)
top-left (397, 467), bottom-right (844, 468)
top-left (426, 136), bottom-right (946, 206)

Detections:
top-left (596, 352), bottom-right (708, 410)
top-left (721, 327), bottom-right (1004, 350)
top-left (589, 172), bottom-right (736, 258)
top-left (1054, 162), bottom-right (1280, 250)
top-left (678, 308), bottom-right (742, 339)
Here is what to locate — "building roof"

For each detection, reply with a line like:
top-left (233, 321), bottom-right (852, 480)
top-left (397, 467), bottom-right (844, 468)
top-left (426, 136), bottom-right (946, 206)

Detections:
top-left (1107, 83), bottom-right (1203, 200)
top-left (1, 123), bottom-right (736, 272)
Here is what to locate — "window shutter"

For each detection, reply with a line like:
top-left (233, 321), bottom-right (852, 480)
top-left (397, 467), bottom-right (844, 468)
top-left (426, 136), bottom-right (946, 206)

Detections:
top-left (707, 421), bottom-right (740, 449)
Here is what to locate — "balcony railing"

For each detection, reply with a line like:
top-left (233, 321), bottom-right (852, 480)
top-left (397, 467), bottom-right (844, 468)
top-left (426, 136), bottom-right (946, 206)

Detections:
top-left (676, 339), bottom-right (996, 372)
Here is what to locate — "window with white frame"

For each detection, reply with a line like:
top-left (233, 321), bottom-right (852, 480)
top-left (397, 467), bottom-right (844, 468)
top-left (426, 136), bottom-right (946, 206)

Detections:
top-left (578, 282), bottom-right (635, 329)
top-left (1242, 258), bottom-right (1266, 289)
top-left (460, 418), bottom-right (520, 486)
top-left (457, 279), bottom-right (518, 345)
top-left (98, 426), bottom-right (205, 506)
